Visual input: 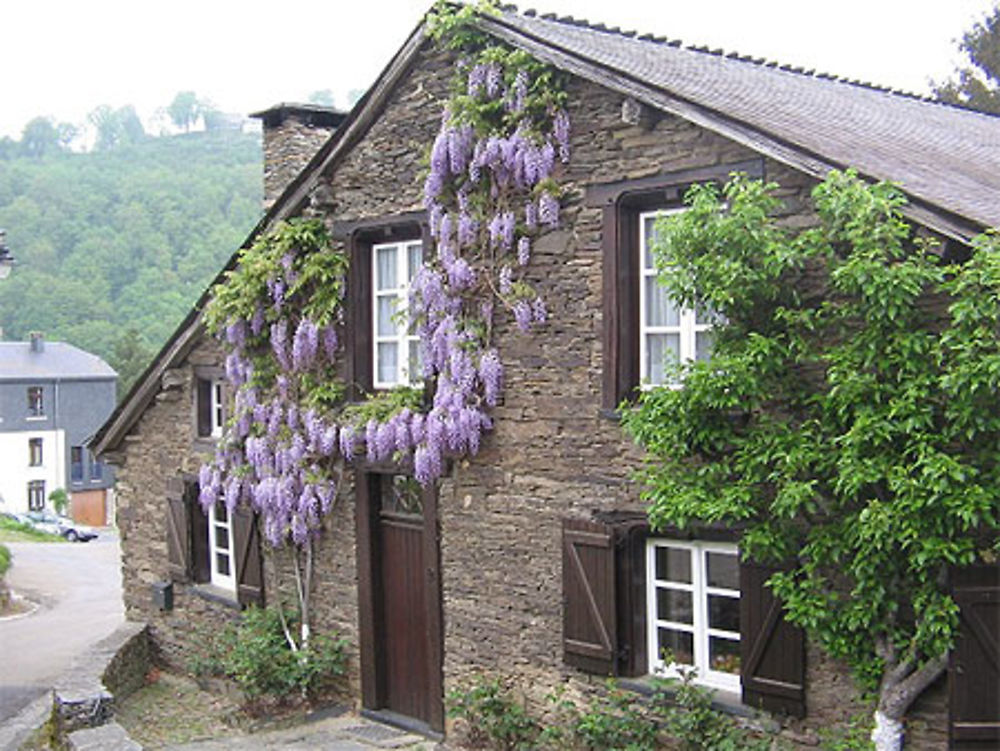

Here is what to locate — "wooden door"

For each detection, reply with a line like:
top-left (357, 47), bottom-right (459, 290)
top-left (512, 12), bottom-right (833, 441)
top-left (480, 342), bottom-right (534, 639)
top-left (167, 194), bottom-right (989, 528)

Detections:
top-left (357, 472), bottom-right (443, 732)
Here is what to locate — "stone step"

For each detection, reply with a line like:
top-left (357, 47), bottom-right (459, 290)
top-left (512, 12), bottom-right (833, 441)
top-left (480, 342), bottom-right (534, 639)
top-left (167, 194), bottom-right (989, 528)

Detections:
top-left (67, 721), bottom-right (142, 751)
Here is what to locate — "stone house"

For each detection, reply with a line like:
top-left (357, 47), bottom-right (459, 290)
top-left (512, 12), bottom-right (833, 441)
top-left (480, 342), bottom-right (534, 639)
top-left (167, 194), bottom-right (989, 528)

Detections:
top-left (0, 333), bottom-right (117, 525)
top-left (92, 6), bottom-right (1000, 748)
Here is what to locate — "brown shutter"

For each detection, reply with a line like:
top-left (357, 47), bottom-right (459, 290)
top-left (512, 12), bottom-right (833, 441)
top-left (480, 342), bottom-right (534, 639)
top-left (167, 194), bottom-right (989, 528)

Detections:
top-left (189, 484), bottom-right (210, 584)
top-left (166, 483), bottom-right (191, 583)
top-left (196, 378), bottom-right (212, 437)
top-left (740, 561), bottom-right (806, 717)
top-left (233, 506), bottom-right (264, 608)
top-left (949, 562), bottom-right (1000, 749)
top-left (563, 518), bottom-right (617, 675)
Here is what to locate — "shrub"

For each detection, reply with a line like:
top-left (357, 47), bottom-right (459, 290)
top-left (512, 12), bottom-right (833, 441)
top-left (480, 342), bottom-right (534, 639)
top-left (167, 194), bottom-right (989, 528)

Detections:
top-left (447, 676), bottom-right (540, 750)
top-left (544, 679), bottom-right (658, 751)
top-left (191, 606), bottom-right (346, 706)
top-left (0, 544), bottom-right (10, 578)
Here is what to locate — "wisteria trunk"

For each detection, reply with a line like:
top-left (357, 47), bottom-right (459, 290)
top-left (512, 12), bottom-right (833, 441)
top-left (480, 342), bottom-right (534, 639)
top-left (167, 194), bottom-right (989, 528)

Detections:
top-left (870, 648), bottom-right (947, 751)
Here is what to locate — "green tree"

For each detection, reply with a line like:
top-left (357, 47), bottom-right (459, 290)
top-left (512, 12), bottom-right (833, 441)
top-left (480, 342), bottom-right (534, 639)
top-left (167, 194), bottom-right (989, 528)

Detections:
top-left (110, 327), bottom-right (153, 399)
top-left (307, 89), bottom-right (336, 106)
top-left (89, 104), bottom-right (146, 150)
top-left (167, 91), bottom-right (200, 132)
top-left (621, 171), bottom-right (1000, 751)
top-left (20, 117), bottom-right (60, 158)
top-left (933, 5), bottom-right (1000, 113)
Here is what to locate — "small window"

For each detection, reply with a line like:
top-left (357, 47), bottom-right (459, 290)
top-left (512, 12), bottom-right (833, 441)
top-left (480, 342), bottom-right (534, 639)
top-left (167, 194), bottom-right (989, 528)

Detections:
top-left (372, 240), bottom-right (423, 388)
top-left (646, 539), bottom-right (740, 692)
top-left (639, 210), bottom-right (714, 387)
top-left (196, 378), bottom-right (225, 439)
top-left (27, 480), bottom-right (45, 511)
top-left (209, 503), bottom-right (235, 591)
top-left (28, 438), bottom-right (43, 467)
top-left (27, 386), bottom-right (44, 417)
top-left (71, 446), bottom-right (84, 481)
top-left (89, 452), bottom-right (103, 481)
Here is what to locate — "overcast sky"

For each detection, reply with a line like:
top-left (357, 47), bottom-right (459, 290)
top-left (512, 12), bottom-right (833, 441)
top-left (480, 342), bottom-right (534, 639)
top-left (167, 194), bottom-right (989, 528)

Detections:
top-left (2, 0), bottom-right (996, 140)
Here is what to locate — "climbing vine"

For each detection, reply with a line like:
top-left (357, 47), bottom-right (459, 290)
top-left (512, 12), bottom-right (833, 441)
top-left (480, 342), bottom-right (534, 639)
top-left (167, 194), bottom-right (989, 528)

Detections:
top-left (198, 0), bottom-right (570, 649)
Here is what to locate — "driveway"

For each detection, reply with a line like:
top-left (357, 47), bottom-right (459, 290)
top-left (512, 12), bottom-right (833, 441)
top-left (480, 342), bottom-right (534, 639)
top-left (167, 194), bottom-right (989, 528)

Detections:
top-left (0, 532), bottom-right (124, 723)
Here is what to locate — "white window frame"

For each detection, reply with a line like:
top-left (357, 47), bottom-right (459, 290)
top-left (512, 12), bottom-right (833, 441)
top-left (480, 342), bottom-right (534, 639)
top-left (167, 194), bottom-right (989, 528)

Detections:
top-left (27, 480), bottom-right (46, 511)
top-left (646, 539), bottom-right (741, 693)
top-left (210, 380), bottom-right (225, 439)
top-left (27, 386), bottom-right (45, 418)
top-left (639, 209), bottom-right (713, 388)
top-left (372, 239), bottom-right (422, 389)
top-left (208, 503), bottom-right (235, 592)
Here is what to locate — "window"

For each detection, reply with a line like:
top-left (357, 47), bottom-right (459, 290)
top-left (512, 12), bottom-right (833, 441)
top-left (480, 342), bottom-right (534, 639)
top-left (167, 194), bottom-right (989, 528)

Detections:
top-left (165, 478), bottom-right (263, 607)
top-left (196, 378), bottom-right (225, 439)
top-left (208, 502), bottom-right (235, 591)
top-left (27, 386), bottom-right (44, 417)
top-left (590, 158), bottom-right (763, 409)
top-left (373, 239), bottom-right (423, 388)
top-left (71, 446), bottom-right (84, 481)
top-left (646, 540), bottom-right (741, 692)
top-left (561, 514), bottom-right (805, 716)
top-left (89, 452), bottom-right (103, 481)
top-left (27, 480), bottom-right (45, 511)
top-left (28, 438), bottom-right (43, 467)
top-left (639, 211), bottom-right (715, 387)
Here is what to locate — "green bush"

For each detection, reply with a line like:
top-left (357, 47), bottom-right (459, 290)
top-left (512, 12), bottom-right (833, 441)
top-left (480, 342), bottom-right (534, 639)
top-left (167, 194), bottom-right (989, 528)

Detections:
top-left (191, 606), bottom-right (346, 705)
top-left (544, 679), bottom-right (658, 751)
top-left (0, 544), bottom-right (10, 578)
top-left (447, 676), bottom-right (540, 750)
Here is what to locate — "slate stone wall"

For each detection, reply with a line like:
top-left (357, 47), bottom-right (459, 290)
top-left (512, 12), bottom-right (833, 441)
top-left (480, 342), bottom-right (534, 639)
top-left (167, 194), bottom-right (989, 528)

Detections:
top-left (112, 39), bottom-right (948, 747)
top-left (261, 116), bottom-right (337, 209)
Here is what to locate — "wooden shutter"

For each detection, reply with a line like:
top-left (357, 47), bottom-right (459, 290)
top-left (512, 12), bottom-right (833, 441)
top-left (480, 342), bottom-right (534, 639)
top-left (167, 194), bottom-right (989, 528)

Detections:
top-left (563, 518), bottom-right (617, 675)
top-left (233, 506), bottom-right (264, 608)
top-left (196, 378), bottom-right (212, 437)
top-left (740, 561), bottom-right (806, 717)
top-left (188, 483), bottom-right (211, 584)
top-left (166, 484), bottom-right (191, 583)
top-left (949, 562), bottom-right (1000, 749)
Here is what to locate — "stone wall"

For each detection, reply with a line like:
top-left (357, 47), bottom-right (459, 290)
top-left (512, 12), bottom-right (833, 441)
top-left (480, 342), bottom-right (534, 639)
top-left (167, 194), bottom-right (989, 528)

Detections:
top-left (111, 38), bottom-right (950, 748)
top-left (261, 115), bottom-right (338, 209)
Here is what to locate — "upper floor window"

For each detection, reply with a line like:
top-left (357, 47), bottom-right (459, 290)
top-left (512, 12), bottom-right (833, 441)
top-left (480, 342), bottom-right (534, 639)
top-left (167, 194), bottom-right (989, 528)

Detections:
top-left (29, 438), bottom-right (43, 467)
top-left (27, 480), bottom-right (45, 511)
top-left (646, 539), bottom-right (741, 692)
top-left (639, 210), bottom-right (714, 387)
top-left (89, 451), bottom-right (103, 481)
top-left (372, 239), bottom-right (422, 388)
top-left (196, 377), bottom-right (225, 439)
top-left (27, 386), bottom-right (44, 417)
top-left (71, 446), bottom-right (84, 481)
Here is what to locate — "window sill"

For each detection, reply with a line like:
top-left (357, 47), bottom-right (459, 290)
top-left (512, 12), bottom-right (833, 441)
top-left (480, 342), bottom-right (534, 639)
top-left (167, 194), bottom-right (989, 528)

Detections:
top-left (619, 676), bottom-right (776, 727)
top-left (190, 583), bottom-right (241, 610)
top-left (25, 416), bottom-right (48, 421)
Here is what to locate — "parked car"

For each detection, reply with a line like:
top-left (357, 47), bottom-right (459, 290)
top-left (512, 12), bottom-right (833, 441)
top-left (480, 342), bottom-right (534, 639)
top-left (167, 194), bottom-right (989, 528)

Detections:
top-left (22, 512), bottom-right (98, 542)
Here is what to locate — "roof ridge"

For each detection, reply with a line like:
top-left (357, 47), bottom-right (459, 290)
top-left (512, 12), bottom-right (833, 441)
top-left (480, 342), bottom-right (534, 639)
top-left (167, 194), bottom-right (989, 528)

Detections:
top-left (508, 3), bottom-right (994, 113)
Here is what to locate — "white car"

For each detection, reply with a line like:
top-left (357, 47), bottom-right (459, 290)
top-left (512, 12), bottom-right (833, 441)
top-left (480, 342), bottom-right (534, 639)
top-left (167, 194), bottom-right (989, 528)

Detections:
top-left (21, 512), bottom-right (99, 542)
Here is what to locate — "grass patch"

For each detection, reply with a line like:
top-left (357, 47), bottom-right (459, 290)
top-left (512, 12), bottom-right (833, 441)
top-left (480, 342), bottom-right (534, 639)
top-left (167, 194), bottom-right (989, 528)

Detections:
top-left (0, 517), bottom-right (64, 543)
top-left (117, 669), bottom-right (248, 748)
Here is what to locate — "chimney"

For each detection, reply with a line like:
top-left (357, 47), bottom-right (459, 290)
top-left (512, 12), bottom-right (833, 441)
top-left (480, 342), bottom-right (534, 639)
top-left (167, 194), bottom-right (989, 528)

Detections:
top-left (29, 332), bottom-right (44, 353)
top-left (249, 103), bottom-right (348, 210)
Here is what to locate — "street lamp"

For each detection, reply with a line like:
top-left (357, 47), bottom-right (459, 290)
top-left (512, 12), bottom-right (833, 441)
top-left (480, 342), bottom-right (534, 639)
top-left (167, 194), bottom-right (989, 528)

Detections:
top-left (0, 229), bottom-right (15, 280)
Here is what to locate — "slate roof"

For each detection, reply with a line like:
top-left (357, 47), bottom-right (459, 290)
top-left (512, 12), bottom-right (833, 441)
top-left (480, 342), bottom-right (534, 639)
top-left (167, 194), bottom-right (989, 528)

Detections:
top-left (0, 341), bottom-right (117, 381)
top-left (486, 8), bottom-right (1000, 236)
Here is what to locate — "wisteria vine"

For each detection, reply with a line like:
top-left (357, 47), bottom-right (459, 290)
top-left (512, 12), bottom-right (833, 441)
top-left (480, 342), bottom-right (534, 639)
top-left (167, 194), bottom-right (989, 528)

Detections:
top-left (199, 2), bottom-right (571, 550)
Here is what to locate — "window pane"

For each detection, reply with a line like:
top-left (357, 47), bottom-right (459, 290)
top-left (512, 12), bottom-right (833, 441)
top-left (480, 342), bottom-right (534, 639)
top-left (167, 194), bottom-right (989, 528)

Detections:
top-left (376, 246), bottom-right (397, 290)
top-left (377, 296), bottom-right (398, 336)
top-left (657, 628), bottom-right (694, 666)
top-left (706, 552), bottom-right (739, 589)
top-left (381, 475), bottom-right (423, 515)
top-left (657, 588), bottom-right (693, 624)
top-left (695, 330), bottom-right (714, 362)
top-left (377, 343), bottom-right (398, 384)
top-left (216, 553), bottom-right (231, 576)
top-left (709, 636), bottom-right (741, 675)
top-left (647, 334), bottom-right (680, 384)
top-left (708, 594), bottom-right (740, 632)
top-left (216, 525), bottom-right (230, 551)
top-left (407, 243), bottom-right (423, 281)
top-left (214, 504), bottom-right (228, 523)
top-left (655, 546), bottom-right (691, 583)
top-left (645, 278), bottom-right (680, 327)
top-left (408, 340), bottom-right (422, 380)
top-left (643, 215), bottom-right (663, 269)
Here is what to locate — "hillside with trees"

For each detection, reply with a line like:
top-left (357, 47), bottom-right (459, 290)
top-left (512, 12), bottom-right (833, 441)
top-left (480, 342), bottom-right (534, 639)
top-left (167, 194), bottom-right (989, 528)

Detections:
top-left (0, 107), bottom-right (262, 395)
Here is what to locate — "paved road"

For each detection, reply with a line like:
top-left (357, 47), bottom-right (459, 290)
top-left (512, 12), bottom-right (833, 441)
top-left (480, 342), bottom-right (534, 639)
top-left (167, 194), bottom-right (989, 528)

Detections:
top-left (0, 532), bottom-right (124, 723)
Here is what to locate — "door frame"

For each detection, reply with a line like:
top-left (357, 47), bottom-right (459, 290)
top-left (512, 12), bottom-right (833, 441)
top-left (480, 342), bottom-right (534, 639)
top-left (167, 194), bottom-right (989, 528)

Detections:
top-left (356, 470), bottom-right (444, 732)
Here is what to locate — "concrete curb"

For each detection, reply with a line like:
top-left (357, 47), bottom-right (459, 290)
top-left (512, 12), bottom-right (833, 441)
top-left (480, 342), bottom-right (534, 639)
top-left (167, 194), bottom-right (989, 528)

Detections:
top-left (0, 691), bottom-right (53, 751)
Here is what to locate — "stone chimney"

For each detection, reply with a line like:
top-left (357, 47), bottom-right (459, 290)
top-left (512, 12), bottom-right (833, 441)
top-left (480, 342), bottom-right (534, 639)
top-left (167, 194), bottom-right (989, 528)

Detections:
top-left (249, 103), bottom-right (348, 210)
top-left (29, 332), bottom-right (44, 353)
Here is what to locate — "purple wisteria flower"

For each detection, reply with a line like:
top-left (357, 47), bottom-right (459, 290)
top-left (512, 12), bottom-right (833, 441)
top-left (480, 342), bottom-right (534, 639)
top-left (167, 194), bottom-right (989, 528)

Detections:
top-left (517, 237), bottom-right (531, 267)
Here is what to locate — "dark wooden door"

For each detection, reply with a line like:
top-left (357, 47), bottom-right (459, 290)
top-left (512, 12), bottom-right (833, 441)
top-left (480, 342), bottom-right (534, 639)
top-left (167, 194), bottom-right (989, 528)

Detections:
top-left (357, 472), bottom-right (444, 732)
top-left (380, 508), bottom-right (429, 721)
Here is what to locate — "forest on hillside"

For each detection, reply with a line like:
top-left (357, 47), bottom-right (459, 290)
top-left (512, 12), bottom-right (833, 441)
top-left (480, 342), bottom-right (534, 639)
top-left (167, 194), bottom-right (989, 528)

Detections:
top-left (0, 111), bottom-right (262, 396)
